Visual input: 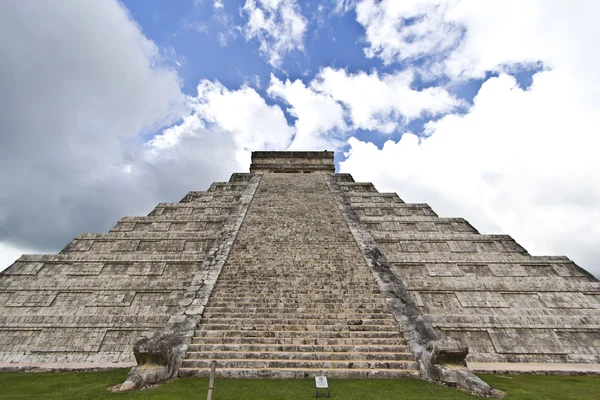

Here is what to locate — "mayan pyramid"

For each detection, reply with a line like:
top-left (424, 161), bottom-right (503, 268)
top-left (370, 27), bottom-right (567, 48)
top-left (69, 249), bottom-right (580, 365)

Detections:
top-left (1, 151), bottom-right (598, 393)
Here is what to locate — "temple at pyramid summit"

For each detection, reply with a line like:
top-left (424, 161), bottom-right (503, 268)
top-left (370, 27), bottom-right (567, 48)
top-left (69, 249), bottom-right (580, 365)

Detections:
top-left (1, 151), bottom-right (598, 394)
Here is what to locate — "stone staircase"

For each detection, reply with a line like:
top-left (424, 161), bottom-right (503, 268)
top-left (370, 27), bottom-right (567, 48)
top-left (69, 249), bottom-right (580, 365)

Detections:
top-left (179, 173), bottom-right (419, 378)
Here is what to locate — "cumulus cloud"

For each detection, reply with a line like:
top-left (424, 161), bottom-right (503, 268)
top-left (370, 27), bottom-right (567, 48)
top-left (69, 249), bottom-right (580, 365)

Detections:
top-left (355, 0), bottom-right (462, 64)
top-left (354, 0), bottom-right (600, 86)
top-left (268, 74), bottom-right (347, 150)
top-left (442, 0), bottom-right (567, 78)
top-left (242, 0), bottom-right (307, 67)
top-left (0, 1), bottom-right (241, 270)
top-left (313, 67), bottom-right (462, 132)
top-left (192, 80), bottom-right (294, 150)
top-left (342, 1), bottom-right (600, 276)
top-left (265, 67), bottom-right (461, 148)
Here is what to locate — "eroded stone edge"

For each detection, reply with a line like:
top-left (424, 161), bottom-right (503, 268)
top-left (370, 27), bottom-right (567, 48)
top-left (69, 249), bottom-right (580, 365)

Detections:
top-left (119, 174), bottom-right (263, 391)
top-left (324, 174), bottom-right (500, 398)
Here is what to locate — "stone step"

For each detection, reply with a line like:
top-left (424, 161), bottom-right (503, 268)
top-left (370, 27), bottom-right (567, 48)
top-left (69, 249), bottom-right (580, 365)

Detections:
top-left (224, 248), bottom-right (362, 253)
top-left (218, 266), bottom-right (368, 272)
top-left (212, 285), bottom-right (378, 291)
top-left (208, 292), bottom-right (384, 298)
top-left (194, 330), bottom-right (404, 339)
top-left (210, 288), bottom-right (380, 294)
top-left (224, 258), bottom-right (366, 263)
top-left (215, 284), bottom-right (380, 297)
top-left (181, 359), bottom-right (418, 370)
top-left (185, 351), bottom-right (414, 361)
top-left (234, 232), bottom-right (350, 237)
top-left (219, 265), bottom-right (368, 270)
top-left (205, 304), bottom-right (388, 311)
top-left (210, 284), bottom-right (379, 290)
top-left (224, 247), bottom-right (362, 253)
top-left (214, 276), bottom-right (372, 282)
top-left (213, 281), bottom-right (376, 287)
top-left (218, 268), bottom-right (369, 274)
top-left (210, 290), bottom-right (379, 296)
top-left (15, 253), bottom-right (225, 262)
top-left (178, 367), bottom-right (419, 379)
top-left (117, 215), bottom-right (230, 223)
top-left (348, 201), bottom-right (430, 209)
top-left (152, 202), bottom-right (236, 209)
top-left (221, 244), bottom-right (362, 251)
top-left (202, 312), bottom-right (394, 319)
top-left (196, 322), bottom-right (401, 332)
top-left (204, 304), bottom-right (388, 311)
top-left (208, 294), bottom-right (383, 302)
top-left (216, 274), bottom-right (373, 279)
top-left (202, 307), bottom-right (391, 315)
top-left (197, 323), bottom-right (400, 332)
top-left (198, 318), bottom-right (397, 326)
top-left (206, 300), bottom-right (388, 307)
top-left (76, 231), bottom-right (219, 240)
top-left (186, 342), bottom-right (409, 352)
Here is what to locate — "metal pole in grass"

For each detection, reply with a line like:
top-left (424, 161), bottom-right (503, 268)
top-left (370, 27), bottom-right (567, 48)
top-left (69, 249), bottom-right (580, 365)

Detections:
top-left (207, 360), bottom-right (217, 400)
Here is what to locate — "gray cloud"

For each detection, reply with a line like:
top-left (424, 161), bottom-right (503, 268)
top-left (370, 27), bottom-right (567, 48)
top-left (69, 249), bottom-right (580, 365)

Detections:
top-left (0, 1), bottom-right (239, 256)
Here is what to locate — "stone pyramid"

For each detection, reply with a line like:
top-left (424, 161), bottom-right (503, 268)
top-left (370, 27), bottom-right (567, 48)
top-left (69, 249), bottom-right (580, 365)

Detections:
top-left (1, 151), bottom-right (598, 394)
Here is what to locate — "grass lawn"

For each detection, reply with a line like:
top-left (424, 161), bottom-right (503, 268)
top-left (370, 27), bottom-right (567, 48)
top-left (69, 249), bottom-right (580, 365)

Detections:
top-left (0, 369), bottom-right (598, 399)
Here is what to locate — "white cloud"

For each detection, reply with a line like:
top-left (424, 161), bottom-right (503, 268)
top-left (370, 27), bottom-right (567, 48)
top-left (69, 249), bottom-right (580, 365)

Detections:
top-left (263, 68), bottom-right (461, 149)
top-left (0, 1), bottom-right (242, 270)
top-left (442, 0), bottom-right (564, 78)
top-left (242, 0), bottom-right (307, 67)
top-left (355, 0), bottom-right (462, 64)
top-left (355, 0), bottom-right (600, 89)
top-left (334, 0), bottom-right (358, 15)
top-left (313, 67), bottom-right (462, 132)
top-left (341, 1), bottom-right (600, 277)
top-left (267, 74), bottom-right (347, 150)
top-left (191, 80), bottom-right (294, 150)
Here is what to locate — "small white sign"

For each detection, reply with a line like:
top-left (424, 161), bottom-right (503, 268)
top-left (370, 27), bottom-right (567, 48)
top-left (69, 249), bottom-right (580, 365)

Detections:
top-left (315, 376), bottom-right (328, 389)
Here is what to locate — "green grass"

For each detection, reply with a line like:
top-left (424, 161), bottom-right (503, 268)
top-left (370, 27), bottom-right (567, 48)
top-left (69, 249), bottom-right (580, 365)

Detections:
top-left (0, 369), bottom-right (598, 399)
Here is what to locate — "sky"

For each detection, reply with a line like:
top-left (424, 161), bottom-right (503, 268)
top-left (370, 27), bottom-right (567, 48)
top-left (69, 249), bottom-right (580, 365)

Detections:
top-left (0, 0), bottom-right (599, 277)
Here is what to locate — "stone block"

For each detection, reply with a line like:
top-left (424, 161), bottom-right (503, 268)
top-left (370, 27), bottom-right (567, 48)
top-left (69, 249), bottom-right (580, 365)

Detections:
top-left (3, 261), bottom-right (44, 275)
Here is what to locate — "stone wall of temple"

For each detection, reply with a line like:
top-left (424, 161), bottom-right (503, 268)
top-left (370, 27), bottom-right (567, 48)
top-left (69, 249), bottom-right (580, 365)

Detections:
top-left (336, 173), bottom-right (600, 364)
top-left (0, 173), bottom-right (253, 366)
top-left (250, 151), bottom-right (335, 173)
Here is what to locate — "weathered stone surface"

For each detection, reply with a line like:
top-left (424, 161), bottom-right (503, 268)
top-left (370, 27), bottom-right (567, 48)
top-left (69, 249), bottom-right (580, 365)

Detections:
top-left (326, 174), bottom-right (497, 397)
top-left (249, 150), bottom-right (335, 173)
top-left (120, 174), bottom-right (262, 389)
top-left (332, 172), bottom-right (600, 367)
top-left (0, 173), bottom-right (257, 367)
top-left (179, 172), bottom-right (419, 381)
